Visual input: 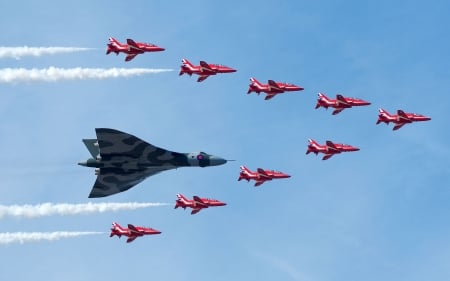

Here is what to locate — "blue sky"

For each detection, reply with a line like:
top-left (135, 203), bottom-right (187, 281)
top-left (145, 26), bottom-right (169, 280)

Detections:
top-left (0, 1), bottom-right (449, 280)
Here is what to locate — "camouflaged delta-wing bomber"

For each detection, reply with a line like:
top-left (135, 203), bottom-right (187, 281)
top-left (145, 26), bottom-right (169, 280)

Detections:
top-left (78, 128), bottom-right (228, 198)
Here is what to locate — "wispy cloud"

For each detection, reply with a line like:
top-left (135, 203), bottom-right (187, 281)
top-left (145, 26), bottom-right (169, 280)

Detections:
top-left (0, 231), bottom-right (104, 245)
top-left (252, 251), bottom-right (308, 281)
top-left (0, 47), bottom-right (93, 59)
top-left (0, 202), bottom-right (170, 219)
top-left (0, 67), bottom-right (173, 83)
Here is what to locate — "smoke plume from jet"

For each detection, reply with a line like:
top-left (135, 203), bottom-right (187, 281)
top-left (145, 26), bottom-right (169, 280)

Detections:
top-left (0, 231), bottom-right (104, 245)
top-left (0, 47), bottom-right (93, 59)
top-left (0, 202), bottom-right (169, 219)
top-left (0, 67), bottom-right (173, 83)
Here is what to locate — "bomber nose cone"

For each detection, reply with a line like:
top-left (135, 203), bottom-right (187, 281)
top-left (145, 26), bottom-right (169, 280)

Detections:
top-left (209, 156), bottom-right (227, 166)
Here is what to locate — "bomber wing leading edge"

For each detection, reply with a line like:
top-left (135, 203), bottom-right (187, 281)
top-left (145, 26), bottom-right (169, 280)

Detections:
top-left (78, 128), bottom-right (228, 198)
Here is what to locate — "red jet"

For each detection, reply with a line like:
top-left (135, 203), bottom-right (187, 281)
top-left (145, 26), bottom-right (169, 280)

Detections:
top-left (106, 37), bottom-right (165, 62)
top-left (376, 108), bottom-right (431, 130)
top-left (110, 222), bottom-right (161, 243)
top-left (247, 77), bottom-right (304, 100)
top-left (238, 166), bottom-right (291, 187)
top-left (315, 93), bottom-right (371, 115)
top-left (306, 139), bottom-right (360, 160)
top-left (179, 58), bottom-right (236, 82)
top-left (174, 194), bottom-right (226, 215)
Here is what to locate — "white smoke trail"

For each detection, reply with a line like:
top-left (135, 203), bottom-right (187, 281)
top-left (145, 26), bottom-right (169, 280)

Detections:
top-left (0, 47), bottom-right (93, 59)
top-left (0, 231), bottom-right (104, 245)
top-left (0, 67), bottom-right (173, 83)
top-left (0, 202), bottom-right (170, 219)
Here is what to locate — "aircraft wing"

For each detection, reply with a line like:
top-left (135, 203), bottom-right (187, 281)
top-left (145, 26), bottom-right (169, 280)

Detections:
top-left (268, 80), bottom-right (283, 91)
top-left (88, 166), bottom-right (169, 198)
top-left (325, 141), bottom-right (340, 153)
top-left (393, 123), bottom-right (405, 130)
top-left (264, 94), bottom-right (277, 100)
top-left (125, 54), bottom-right (138, 61)
top-left (126, 39), bottom-right (142, 51)
top-left (95, 128), bottom-right (167, 160)
top-left (126, 236), bottom-right (137, 243)
top-left (397, 110), bottom-right (411, 122)
top-left (254, 181), bottom-right (265, 187)
top-left (199, 61), bottom-right (215, 73)
top-left (336, 94), bottom-right (350, 106)
top-left (197, 75), bottom-right (209, 82)
top-left (322, 154), bottom-right (334, 160)
top-left (256, 168), bottom-right (272, 180)
top-left (127, 224), bottom-right (142, 235)
top-left (332, 108), bottom-right (345, 115)
top-left (88, 128), bottom-right (187, 197)
top-left (191, 208), bottom-right (202, 215)
top-left (193, 196), bottom-right (208, 207)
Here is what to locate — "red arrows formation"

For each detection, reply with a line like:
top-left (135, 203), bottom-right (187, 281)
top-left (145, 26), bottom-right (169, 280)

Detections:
top-left (105, 37), bottom-right (431, 243)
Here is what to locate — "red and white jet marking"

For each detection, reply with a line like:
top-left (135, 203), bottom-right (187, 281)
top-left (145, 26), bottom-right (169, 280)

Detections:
top-left (179, 58), bottom-right (236, 82)
top-left (306, 139), bottom-right (360, 160)
top-left (106, 37), bottom-right (165, 61)
top-left (110, 222), bottom-right (161, 243)
top-left (376, 108), bottom-right (431, 130)
top-left (174, 194), bottom-right (226, 215)
top-left (238, 166), bottom-right (291, 187)
top-left (315, 93), bottom-right (371, 115)
top-left (247, 77), bottom-right (304, 100)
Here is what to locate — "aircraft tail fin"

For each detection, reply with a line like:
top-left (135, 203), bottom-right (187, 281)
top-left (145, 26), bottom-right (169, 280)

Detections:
top-left (306, 139), bottom-right (320, 154)
top-left (110, 222), bottom-right (122, 237)
top-left (238, 165), bottom-right (254, 181)
top-left (177, 193), bottom-right (188, 200)
top-left (249, 77), bottom-right (262, 87)
top-left (181, 58), bottom-right (194, 67)
top-left (180, 58), bottom-right (194, 75)
top-left (108, 37), bottom-right (121, 48)
top-left (82, 139), bottom-right (99, 158)
top-left (378, 108), bottom-right (391, 117)
top-left (176, 193), bottom-right (190, 205)
top-left (377, 108), bottom-right (391, 124)
top-left (316, 93), bottom-right (330, 109)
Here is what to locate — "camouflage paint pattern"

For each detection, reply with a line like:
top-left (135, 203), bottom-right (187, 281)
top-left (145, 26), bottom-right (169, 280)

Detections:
top-left (79, 128), bottom-right (227, 198)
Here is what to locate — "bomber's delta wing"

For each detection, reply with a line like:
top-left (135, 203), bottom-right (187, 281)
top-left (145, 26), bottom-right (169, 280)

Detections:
top-left (88, 167), bottom-right (168, 198)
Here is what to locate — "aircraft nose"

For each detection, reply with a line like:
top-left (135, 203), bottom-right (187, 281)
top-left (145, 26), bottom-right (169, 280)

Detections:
top-left (209, 156), bottom-right (227, 166)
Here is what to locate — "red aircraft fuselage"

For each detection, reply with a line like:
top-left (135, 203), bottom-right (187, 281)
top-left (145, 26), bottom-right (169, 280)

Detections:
top-left (247, 77), bottom-right (304, 100)
top-left (315, 93), bottom-right (371, 115)
top-left (238, 166), bottom-right (291, 186)
top-left (179, 59), bottom-right (236, 82)
top-left (110, 222), bottom-right (161, 243)
top-left (174, 194), bottom-right (226, 215)
top-left (376, 108), bottom-right (431, 130)
top-left (106, 37), bottom-right (165, 61)
top-left (306, 139), bottom-right (359, 160)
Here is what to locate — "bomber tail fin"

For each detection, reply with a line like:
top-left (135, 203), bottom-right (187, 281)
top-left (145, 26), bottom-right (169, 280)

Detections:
top-left (82, 139), bottom-right (99, 158)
